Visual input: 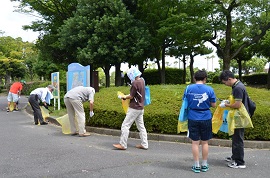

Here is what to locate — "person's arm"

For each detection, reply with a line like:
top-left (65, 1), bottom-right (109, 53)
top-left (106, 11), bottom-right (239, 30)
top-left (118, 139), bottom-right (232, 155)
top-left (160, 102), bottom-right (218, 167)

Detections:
top-left (211, 102), bottom-right (216, 108)
top-left (225, 100), bottom-right (241, 109)
top-left (122, 94), bottom-right (133, 100)
top-left (41, 88), bottom-right (48, 105)
top-left (89, 100), bottom-right (94, 111)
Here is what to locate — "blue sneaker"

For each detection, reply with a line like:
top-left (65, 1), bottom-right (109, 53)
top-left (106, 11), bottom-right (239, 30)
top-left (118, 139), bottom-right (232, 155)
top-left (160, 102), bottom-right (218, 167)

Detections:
top-left (201, 164), bottom-right (209, 172)
top-left (192, 165), bottom-right (201, 173)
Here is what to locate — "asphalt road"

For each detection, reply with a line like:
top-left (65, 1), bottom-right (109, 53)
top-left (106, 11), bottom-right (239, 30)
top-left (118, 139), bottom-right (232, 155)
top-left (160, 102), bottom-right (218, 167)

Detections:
top-left (0, 95), bottom-right (269, 178)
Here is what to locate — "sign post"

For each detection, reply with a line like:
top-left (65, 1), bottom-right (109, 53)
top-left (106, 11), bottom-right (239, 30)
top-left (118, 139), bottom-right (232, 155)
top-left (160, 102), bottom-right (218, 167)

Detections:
top-left (51, 72), bottom-right (60, 110)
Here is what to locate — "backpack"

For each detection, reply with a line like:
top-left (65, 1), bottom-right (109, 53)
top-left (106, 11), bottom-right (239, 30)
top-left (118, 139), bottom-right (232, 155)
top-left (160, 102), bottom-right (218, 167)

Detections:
top-left (247, 97), bottom-right (256, 117)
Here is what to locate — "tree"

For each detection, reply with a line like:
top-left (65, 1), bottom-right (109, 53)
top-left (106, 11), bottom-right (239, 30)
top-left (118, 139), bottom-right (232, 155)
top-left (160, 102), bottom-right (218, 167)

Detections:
top-left (252, 31), bottom-right (270, 89)
top-left (206, 0), bottom-right (270, 70)
top-left (59, 0), bottom-right (150, 87)
top-left (0, 36), bottom-right (28, 86)
top-left (13, 0), bottom-right (78, 65)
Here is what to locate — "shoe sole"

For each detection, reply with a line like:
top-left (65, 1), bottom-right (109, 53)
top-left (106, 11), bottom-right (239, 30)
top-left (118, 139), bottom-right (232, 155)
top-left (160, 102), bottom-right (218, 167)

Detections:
top-left (79, 134), bottom-right (90, 137)
top-left (201, 168), bottom-right (209, 172)
top-left (228, 165), bottom-right (246, 169)
top-left (113, 144), bottom-right (126, 150)
top-left (135, 145), bottom-right (148, 150)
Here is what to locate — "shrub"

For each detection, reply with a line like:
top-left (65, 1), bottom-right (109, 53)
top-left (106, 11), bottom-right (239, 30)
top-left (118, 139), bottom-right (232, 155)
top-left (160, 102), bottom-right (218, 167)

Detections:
top-left (84, 84), bottom-right (270, 141)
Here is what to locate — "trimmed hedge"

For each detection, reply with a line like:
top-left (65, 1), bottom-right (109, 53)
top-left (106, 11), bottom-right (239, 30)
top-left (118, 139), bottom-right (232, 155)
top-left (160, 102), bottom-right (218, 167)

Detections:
top-left (85, 84), bottom-right (270, 141)
top-left (18, 81), bottom-right (270, 141)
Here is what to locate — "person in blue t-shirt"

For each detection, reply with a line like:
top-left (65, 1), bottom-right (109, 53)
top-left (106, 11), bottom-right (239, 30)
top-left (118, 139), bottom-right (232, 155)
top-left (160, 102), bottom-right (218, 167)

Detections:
top-left (184, 70), bottom-right (216, 173)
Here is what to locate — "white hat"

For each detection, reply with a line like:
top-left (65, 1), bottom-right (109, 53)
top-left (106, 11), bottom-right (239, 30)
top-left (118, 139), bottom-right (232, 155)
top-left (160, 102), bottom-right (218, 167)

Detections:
top-left (127, 67), bottom-right (142, 83)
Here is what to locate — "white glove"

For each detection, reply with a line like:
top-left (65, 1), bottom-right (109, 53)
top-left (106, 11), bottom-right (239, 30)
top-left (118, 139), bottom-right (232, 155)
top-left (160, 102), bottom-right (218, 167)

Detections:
top-left (219, 103), bottom-right (226, 108)
top-left (219, 100), bottom-right (230, 108)
top-left (90, 111), bottom-right (94, 117)
top-left (223, 100), bottom-right (230, 104)
top-left (118, 95), bottom-right (122, 99)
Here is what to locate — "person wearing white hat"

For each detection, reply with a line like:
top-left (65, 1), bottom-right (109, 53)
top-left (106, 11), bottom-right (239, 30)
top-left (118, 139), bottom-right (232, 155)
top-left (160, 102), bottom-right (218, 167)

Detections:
top-left (113, 66), bottom-right (148, 150)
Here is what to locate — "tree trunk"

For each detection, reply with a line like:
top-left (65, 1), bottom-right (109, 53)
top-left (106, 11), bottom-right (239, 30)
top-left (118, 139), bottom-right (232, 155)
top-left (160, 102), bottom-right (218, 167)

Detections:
top-left (267, 63), bottom-right (270, 89)
top-left (114, 63), bottom-right (121, 86)
top-left (182, 55), bottom-right (186, 84)
top-left (223, 55), bottom-right (231, 70)
top-left (161, 47), bottom-right (166, 84)
top-left (104, 64), bottom-right (111, 88)
top-left (238, 60), bottom-right (242, 81)
top-left (189, 55), bottom-right (195, 83)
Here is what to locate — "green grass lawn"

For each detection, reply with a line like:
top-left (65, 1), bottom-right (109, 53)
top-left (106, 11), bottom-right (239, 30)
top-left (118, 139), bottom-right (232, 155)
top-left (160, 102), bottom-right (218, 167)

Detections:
top-left (94, 83), bottom-right (266, 115)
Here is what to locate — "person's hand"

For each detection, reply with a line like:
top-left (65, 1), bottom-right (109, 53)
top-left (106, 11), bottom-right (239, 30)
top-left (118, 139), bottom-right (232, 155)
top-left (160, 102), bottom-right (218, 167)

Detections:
top-left (90, 111), bottom-right (94, 117)
top-left (44, 104), bottom-right (49, 110)
top-left (219, 100), bottom-right (230, 108)
top-left (223, 100), bottom-right (230, 104)
top-left (219, 103), bottom-right (226, 108)
top-left (118, 95), bottom-right (122, 99)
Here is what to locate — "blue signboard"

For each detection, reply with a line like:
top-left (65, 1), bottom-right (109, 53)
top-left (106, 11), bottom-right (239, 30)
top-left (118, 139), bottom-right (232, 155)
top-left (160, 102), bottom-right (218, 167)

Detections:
top-left (67, 63), bottom-right (90, 91)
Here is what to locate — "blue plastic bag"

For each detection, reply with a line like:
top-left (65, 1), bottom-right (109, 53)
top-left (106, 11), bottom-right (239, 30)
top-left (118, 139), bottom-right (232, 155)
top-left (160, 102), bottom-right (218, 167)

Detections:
top-left (220, 110), bottom-right (229, 133)
top-left (144, 86), bottom-right (151, 106)
top-left (178, 86), bottom-right (189, 122)
top-left (178, 97), bottom-right (188, 122)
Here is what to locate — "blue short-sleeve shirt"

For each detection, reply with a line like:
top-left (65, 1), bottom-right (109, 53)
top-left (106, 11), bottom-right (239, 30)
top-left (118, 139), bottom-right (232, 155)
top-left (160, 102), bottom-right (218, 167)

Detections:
top-left (184, 84), bottom-right (216, 121)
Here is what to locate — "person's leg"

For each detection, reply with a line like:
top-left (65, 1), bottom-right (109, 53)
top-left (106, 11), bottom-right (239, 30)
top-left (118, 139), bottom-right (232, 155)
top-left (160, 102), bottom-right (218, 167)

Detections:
top-left (231, 128), bottom-right (245, 165)
top-left (12, 93), bottom-right (19, 110)
top-left (64, 98), bottom-right (77, 134)
top-left (7, 92), bottom-right (12, 111)
top-left (28, 95), bottom-right (44, 124)
top-left (201, 141), bottom-right (209, 161)
top-left (188, 119), bottom-right (201, 173)
top-left (134, 109), bottom-right (148, 149)
top-left (119, 108), bottom-right (137, 149)
top-left (192, 140), bottom-right (200, 164)
top-left (200, 119), bottom-right (212, 170)
top-left (70, 99), bottom-right (86, 135)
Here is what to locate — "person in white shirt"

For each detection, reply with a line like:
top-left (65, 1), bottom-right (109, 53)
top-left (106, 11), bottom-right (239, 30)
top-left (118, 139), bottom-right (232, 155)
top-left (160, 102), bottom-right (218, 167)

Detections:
top-left (64, 86), bottom-right (95, 137)
top-left (28, 85), bottom-right (55, 125)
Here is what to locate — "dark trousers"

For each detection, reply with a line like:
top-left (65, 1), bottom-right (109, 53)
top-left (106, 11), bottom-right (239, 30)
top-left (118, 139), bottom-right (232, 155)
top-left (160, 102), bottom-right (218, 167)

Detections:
top-left (232, 128), bottom-right (245, 165)
top-left (28, 94), bottom-right (44, 124)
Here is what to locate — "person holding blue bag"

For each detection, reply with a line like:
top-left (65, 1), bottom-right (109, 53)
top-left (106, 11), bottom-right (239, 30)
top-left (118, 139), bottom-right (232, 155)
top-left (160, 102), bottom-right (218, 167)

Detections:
top-left (113, 67), bottom-right (148, 150)
top-left (184, 70), bottom-right (216, 173)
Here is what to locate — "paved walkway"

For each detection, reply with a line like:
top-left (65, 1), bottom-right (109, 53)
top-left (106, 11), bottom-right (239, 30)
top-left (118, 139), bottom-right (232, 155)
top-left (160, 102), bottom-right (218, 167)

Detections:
top-left (1, 95), bottom-right (270, 177)
top-left (12, 95), bottom-right (270, 149)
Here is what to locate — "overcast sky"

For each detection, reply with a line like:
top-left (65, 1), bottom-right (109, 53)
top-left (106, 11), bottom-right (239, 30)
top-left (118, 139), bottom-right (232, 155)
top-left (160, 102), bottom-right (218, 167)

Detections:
top-left (0, 0), bottom-right (226, 71)
top-left (0, 0), bottom-right (39, 42)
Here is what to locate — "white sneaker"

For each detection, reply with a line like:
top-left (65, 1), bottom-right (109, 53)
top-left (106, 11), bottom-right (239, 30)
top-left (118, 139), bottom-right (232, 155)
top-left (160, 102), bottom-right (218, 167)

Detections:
top-left (228, 161), bottom-right (246, 169)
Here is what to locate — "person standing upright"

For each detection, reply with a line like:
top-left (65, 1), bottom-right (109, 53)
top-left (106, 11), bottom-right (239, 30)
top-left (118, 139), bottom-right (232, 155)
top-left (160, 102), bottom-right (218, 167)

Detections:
top-left (219, 70), bottom-right (250, 169)
top-left (64, 86), bottom-right (95, 137)
top-left (28, 85), bottom-right (55, 125)
top-left (113, 67), bottom-right (148, 150)
top-left (185, 70), bottom-right (216, 173)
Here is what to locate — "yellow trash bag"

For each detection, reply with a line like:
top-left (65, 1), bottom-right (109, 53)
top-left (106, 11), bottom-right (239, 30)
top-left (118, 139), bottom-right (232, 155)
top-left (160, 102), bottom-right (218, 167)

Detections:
top-left (212, 95), bottom-right (234, 134)
top-left (40, 106), bottom-right (50, 120)
top-left (56, 114), bottom-right (78, 134)
top-left (117, 91), bottom-right (130, 114)
top-left (177, 120), bottom-right (188, 133)
top-left (212, 106), bottom-right (225, 134)
top-left (9, 102), bottom-right (15, 111)
top-left (227, 103), bottom-right (254, 136)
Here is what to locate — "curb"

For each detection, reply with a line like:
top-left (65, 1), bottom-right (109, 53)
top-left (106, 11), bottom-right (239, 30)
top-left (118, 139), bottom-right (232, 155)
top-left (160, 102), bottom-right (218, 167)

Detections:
top-left (25, 104), bottom-right (270, 149)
